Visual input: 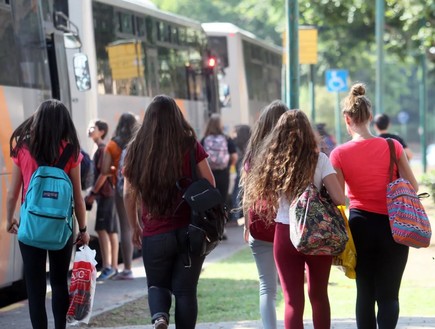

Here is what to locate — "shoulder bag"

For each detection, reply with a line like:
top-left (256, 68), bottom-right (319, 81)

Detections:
top-left (386, 138), bottom-right (431, 248)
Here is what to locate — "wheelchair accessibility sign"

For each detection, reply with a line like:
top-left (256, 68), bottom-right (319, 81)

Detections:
top-left (326, 69), bottom-right (348, 92)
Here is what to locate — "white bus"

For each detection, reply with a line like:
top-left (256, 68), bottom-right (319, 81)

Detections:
top-left (0, 0), bottom-right (218, 291)
top-left (202, 22), bottom-right (283, 132)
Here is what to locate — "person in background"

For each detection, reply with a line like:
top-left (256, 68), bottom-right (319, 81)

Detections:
top-left (316, 123), bottom-right (336, 156)
top-left (123, 95), bottom-right (215, 329)
top-left (374, 113), bottom-right (413, 160)
top-left (230, 124), bottom-right (251, 221)
top-left (330, 83), bottom-right (418, 328)
top-left (101, 112), bottom-right (139, 280)
top-left (244, 110), bottom-right (345, 329)
top-left (85, 120), bottom-right (119, 281)
top-left (202, 114), bottom-right (237, 239)
top-left (241, 100), bottom-right (287, 329)
top-left (6, 99), bottom-right (89, 329)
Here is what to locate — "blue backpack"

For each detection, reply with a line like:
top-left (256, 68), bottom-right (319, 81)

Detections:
top-left (18, 145), bottom-right (74, 250)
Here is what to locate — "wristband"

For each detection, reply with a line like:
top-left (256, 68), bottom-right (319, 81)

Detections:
top-left (79, 226), bottom-right (87, 233)
top-left (90, 190), bottom-right (97, 196)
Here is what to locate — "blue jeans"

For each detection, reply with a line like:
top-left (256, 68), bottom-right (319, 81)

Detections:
top-left (142, 227), bottom-right (205, 329)
top-left (249, 235), bottom-right (278, 329)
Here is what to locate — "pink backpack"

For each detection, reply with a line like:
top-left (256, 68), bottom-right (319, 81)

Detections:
top-left (203, 135), bottom-right (230, 170)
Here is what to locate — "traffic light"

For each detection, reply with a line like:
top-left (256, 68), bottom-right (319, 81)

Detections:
top-left (207, 57), bottom-right (216, 68)
top-left (204, 56), bottom-right (217, 75)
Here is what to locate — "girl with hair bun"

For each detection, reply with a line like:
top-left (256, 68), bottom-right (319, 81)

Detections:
top-left (330, 83), bottom-right (418, 328)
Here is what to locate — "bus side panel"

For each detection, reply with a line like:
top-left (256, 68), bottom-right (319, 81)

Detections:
top-left (0, 86), bottom-right (45, 287)
top-left (217, 33), bottom-right (249, 133)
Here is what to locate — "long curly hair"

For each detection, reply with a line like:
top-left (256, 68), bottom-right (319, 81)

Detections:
top-left (243, 110), bottom-right (319, 222)
top-left (123, 95), bottom-right (196, 217)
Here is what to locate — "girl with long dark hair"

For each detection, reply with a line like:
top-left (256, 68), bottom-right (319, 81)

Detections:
top-left (123, 95), bottom-right (214, 329)
top-left (6, 99), bottom-right (89, 329)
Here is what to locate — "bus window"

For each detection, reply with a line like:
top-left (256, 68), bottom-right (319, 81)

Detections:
top-left (93, 2), bottom-right (145, 96)
top-left (12, 1), bottom-right (51, 89)
top-left (0, 8), bottom-right (20, 86)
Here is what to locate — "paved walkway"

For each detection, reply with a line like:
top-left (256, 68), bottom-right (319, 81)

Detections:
top-left (93, 317), bottom-right (435, 329)
top-left (1, 223), bottom-right (435, 329)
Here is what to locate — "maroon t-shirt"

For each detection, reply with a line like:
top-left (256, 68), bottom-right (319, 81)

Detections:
top-left (141, 141), bottom-right (208, 236)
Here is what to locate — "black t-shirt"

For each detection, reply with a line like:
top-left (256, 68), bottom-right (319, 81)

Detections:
top-left (378, 133), bottom-right (407, 148)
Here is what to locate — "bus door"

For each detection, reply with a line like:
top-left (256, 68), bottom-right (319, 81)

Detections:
top-left (46, 30), bottom-right (72, 110)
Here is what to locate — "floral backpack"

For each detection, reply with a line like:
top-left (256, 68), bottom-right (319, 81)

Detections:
top-left (203, 134), bottom-right (230, 170)
top-left (289, 184), bottom-right (348, 255)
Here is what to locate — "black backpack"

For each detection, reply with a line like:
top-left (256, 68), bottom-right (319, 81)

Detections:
top-left (180, 147), bottom-right (228, 257)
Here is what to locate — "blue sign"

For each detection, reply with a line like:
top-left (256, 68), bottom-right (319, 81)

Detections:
top-left (326, 69), bottom-right (349, 93)
top-left (397, 111), bottom-right (410, 124)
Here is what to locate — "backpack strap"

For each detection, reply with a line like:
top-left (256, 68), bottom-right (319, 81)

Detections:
top-left (55, 144), bottom-right (74, 170)
top-left (387, 138), bottom-right (398, 183)
top-left (189, 144), bottom-right (198, 181)
top-left (112, 136), bottom-right (126, 149)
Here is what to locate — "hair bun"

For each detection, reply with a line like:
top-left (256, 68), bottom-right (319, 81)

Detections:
top-left (351, 83), bottom-right (366, 96)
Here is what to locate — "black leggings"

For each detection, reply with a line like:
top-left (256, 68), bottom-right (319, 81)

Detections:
top-left (19, 237), bottom-right (73, 329)
top-left (349, 209), bottom-right (409, 329)
top-left (212, 168), bottom-right (230, 203)
top-left (142, 228), bottom-right (205, 329)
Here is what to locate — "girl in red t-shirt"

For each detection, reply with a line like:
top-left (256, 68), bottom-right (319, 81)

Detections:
top-left (330, 83), bottom-right (418, 328)
top-left (6, 99), bottom-right (89, 329)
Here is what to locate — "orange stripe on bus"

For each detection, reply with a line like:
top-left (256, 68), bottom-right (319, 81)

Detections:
top-left (0, 87), bottom-right (13, 172)
top-left (175, 99), bottom-right (186, 118)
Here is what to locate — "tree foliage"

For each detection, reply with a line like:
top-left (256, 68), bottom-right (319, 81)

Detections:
top-left (153, 0), bottom-right (435, 143)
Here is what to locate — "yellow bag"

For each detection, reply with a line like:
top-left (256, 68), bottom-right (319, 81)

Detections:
top-left (332, 206), bottom-right (357, 279)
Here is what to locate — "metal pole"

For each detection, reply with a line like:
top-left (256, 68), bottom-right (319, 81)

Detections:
top-left (335, 92), bottom-right (342, 145)
top-left (309, 64), bottom-right (315, 122)
top-left (419, 52), bottom-right (427, 173)
top-left (375, 0), bottom-right (385, 115)
top-left (286, 0), bottom-right (299, 109)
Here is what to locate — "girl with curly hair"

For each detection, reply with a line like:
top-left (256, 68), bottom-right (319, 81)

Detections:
top-left (241, 100), bottom-right (286, 329)
top-left (243, 109), bottom-right (345, 329)
top-left (330, 83), bottom-right (418, 328)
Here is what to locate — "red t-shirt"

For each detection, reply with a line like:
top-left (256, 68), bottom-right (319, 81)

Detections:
top-left (329, 137), bottom-right (402, 215)
top-left (141, 142), bottom-right (208, 236)
top-left (12, 142), bottom-right (83, 199)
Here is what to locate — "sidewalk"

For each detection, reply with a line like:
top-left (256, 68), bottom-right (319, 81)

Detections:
top-left (1, 223), bottom-right (434, 329)
top-left (94, 317), bottom-right (435, 329)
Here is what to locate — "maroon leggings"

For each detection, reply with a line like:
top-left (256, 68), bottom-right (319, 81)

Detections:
top-left (274, 222), bottom-right (332, 329)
